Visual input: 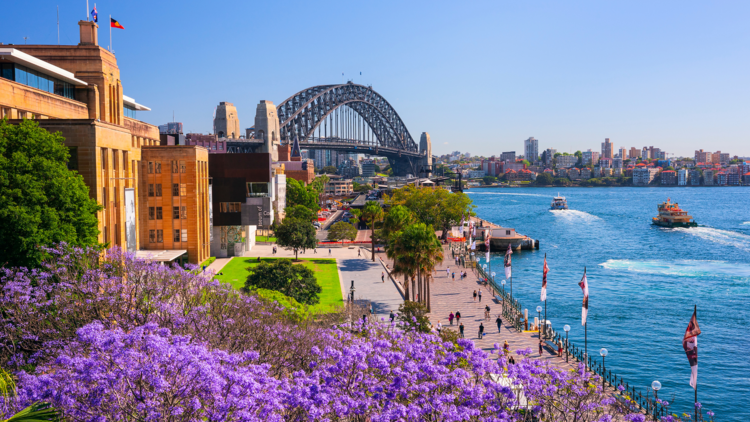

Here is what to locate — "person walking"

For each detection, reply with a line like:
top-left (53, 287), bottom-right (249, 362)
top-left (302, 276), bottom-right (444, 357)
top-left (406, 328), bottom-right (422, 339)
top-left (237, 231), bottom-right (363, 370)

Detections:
top-left (478, 323), bottom-right (485, 339)
top-left (390, 310), bottom-right (395, 323)
top-left (455, 311), bottom-right (461, 324)
top-left (538, 341), bottom-right (544, 357)
top-left (381, 272), bottom-right (385, 282)
top-left (358, 248), bottom-right (361, 257)
top-left (508, 355), bottom-right (516, 365)
top-left (313, 247), bottom-right (317, 254)
top-left (436, 321), bottom-right (442, 334)
top-left (484, 305), bottom-right (491, 321)
top-left (495, 315), bottom-right (502, 333)
top-left (452, 272), bottom-right (455, 281)
top-left (557, 340), bottom-right (563, 357)
top-left (478, 289), bottom-right (483, 302)
top-left (473, 290), bottom-right (477, 302)
top-left (503, 340), bottom-right (510, 356)
top-left (459, 322), bottom-right (465, 338)
top-left (446, 267), bottom-right (450, 276)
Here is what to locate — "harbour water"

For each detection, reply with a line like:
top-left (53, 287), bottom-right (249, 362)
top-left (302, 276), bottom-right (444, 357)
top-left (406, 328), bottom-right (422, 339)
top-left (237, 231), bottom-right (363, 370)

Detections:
top-left (468, 187), bottom-right (750, 420)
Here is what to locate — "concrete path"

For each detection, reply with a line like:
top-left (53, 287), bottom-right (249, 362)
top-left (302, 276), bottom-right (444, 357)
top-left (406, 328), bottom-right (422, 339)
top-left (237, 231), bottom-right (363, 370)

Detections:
top-left (206, 257), bottom-right (232, 274)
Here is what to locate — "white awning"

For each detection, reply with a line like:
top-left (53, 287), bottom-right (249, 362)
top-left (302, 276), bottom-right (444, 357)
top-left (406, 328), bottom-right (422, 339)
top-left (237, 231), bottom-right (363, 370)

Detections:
top-left (135, 249), bottom-right (188, 262)
top-left (0, 48), bottom-right (88, 86)
top-left (123, 95), bottom-right (151, 111)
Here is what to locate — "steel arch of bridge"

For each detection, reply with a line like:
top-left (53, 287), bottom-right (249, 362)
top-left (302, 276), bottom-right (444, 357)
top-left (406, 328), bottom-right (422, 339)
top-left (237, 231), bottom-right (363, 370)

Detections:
top-left (276, 83), bottom-right (418, 153)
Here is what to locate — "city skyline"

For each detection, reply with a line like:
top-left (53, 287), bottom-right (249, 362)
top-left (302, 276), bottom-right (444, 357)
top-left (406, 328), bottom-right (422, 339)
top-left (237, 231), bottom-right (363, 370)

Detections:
top-left (2, 0), bottom-right (750, 157)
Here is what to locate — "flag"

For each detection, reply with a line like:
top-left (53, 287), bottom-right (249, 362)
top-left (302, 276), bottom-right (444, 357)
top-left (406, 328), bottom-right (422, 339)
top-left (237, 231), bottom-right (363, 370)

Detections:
top-left (91, 5), bottom-right (98, 22)
top-left (459, 214), bottom-right (465, 230)
top-left (111, 17), bottom-right (124, 29)
top-left (504, 243), bottom-right (512, 280)
top-left (578, 269), bottom-right (589, 325)
top-left (541, 255), bottom-right (549, 302)
top-left (683, 308), bottom-right (701, 389)
top-left (485, 229), bottom-right (492, 264)
top-left (471, 240), bottom-right (476, 250)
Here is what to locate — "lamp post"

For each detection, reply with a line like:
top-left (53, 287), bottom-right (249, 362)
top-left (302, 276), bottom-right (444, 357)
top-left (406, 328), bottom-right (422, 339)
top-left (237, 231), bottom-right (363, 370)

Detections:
top-left (350, 280), bottom-right (355, 303)
top-left (651, 380), bottom-right (662, 421)
top-left (536, 306), bottom-right (542, 339)
top-left (491, 272), bottom-right (496, 294)
top-left (501, 279), bottom-right (506, 312)
top-left (599, 348), bottom-right (608, 387)
top-left (563, 325), bottom-right (570, 362)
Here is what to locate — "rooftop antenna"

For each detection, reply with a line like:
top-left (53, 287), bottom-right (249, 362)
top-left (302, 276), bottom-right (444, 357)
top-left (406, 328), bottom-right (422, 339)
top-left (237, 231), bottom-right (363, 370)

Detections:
top-left (23, 36), bottom-right (28, 44)
top-left (57, 6), bottom-right (60, 45)
top-left (86, 0), bottom-right (89, 20)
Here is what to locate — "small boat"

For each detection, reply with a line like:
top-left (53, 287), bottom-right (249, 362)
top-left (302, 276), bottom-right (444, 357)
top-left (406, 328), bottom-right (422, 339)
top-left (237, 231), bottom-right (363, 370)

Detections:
top-left (652, 199), bottom-right (698, 228)
top-left (550, 194), bottom-right (568, 210)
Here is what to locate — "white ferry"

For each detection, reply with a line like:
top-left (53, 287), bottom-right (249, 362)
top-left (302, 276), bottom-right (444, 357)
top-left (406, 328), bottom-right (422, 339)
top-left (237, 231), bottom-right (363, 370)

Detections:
top-left (550, 194), bottom-right (568, 210)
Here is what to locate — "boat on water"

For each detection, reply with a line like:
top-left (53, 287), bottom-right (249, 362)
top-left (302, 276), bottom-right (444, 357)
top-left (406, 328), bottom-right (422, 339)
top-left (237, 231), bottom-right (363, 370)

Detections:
top-left (550, 194), bottom-right (568, 210)
top-left (652, 199), bottom-right (698, 228)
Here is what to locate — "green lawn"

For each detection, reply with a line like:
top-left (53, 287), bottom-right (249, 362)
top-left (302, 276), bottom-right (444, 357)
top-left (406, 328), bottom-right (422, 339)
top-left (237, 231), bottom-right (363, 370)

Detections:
top-left (214, 257), bottom-right (343, 313)
top-left (256, 235), bottom-right (277, 243)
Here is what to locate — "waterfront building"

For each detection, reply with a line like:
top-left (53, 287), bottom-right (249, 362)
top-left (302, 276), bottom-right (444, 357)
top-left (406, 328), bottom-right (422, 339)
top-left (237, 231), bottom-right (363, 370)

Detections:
top-left (629, 147), bottom-right (640, 159)
top-left (744, 172), bottom-right (750, 185)
top-left (541, 148), bottom-right (556, 166)
top-left (601, 167), bottom-right (613, 177)
top-left (580, 167), bottom-right (592, 180)
top-left (703, 169), bottom-right (715, 186)
top-left (601, 138), bottom-right (614, 159)
top-left (613, 157), bottom-right (623, 169)
top-left (599, 157), bottom-right (612, 168)
top-left (582, 149), bottom-right (600, 166)
top-left (567, 167), bottom-right (581, 180)
top-left (0, 21), bottom-right (210, 264)
top-left (500, 151), bottom-right (516, 162)
top-left (677, 168), bottom-right (689, 186)
top-left (716, 172), bottom-right (728, 186)
top-left (695, 149), bottom-right (712, 164)
top-left (467, 170), bottom-right (485, 178)
top-left (481, 157), bottom-right (503, 176)
top-left (556, 155), bottom-right (577, 168)
top-left (660, 170), bottom-right (677, 185)
top-left (613, 167), bottom-right (623, 176)
top-left (690, 169), bottom-right (702, 185)
top-left (557, 168), bottom-right (568, 178)
top-left (633, 167), bottom-right (658, 186)
top-left (523, 137), bottom-right (539, 162)
top-left (503, 161), bottom-right (526, 173)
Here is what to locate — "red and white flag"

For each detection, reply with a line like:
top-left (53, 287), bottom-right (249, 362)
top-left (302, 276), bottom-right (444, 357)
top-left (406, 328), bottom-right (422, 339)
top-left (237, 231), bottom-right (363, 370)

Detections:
top-left (504, 243), bottom-right (512, 280)
top-left (578, 269), bottom-right (589, 325)
top-left (485, 229), bottom-right (492, 264)
top-left (683, 308), bottom-right (701, 389)
top-left (541, 255), bottom-right (549, 302)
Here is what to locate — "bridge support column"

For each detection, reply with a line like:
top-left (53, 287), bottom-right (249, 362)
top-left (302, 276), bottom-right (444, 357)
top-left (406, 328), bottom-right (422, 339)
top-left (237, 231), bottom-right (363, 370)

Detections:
top-left (388, 156), bottom-right (419, 178)
top-left (255, 100), bottom-right (280, 161)
top-left (420, 132), bottom-right (432, 173)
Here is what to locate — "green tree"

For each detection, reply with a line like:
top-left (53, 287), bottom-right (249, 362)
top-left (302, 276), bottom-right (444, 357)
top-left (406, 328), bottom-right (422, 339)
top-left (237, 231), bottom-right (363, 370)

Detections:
top-left (0, 119), bottom-right (101, 268)
top-left (319, 165), bottom-right (338, 174)
top-left (286, 178), bottom-right (319, 212)
top-left (397, 301), bottom-right (431, 333)
top-left (386, 222), bottom-right (443, 308)
top-left (361, 201), bottom-right (384, 261)
top-left (309, 174), bottom-right (329, 194)
top-left (521, 159), bottom-right (531, 167)
top-left (554, 152), bottom-right (562, 158)
top-left (482, 175), bottom-right (496, 185)
top-left (1, 367), bottom-right (59, 421)
top-left (535, 172), bottom-right (554, 185)
top-left (327, 221), bottom-right (357, 246)
top-left (352, 181), bottom-right (372, 193)
top-left (285, 204), bottom-right (316, 222)
top-left (275, 217), bottom-right (318, 260)
top-left (243, 259), bottom-right (321, 305)
top-left (380, 205), bottom-right (415, 243)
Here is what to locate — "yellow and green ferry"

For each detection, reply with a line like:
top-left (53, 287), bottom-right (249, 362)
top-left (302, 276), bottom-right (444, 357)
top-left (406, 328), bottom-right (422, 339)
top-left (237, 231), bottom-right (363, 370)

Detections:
top-left (652, 199), bottom-right (698, 228)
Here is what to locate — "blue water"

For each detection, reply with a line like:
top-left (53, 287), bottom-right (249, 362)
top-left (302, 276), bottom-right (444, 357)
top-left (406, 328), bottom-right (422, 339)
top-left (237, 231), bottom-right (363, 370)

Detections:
top-left (468, 187), bottom-right (750, 420)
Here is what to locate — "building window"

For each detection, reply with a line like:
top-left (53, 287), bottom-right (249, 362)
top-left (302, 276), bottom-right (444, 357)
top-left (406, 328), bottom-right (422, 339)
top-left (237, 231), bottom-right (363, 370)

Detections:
top-left (149, 207), bottom-right (155, 220)
top-left (67, 147), bottom-right (79, 171)
top-left (181, 229), bottom-right (188, 242)
top-left (155, 184), bottom-right (162, 197)
top-left (148, 184), bottom-right (154, 197)
top-left (171, 161), bottom-right (178, 173)
top-left (156, 207), bottom-right (163, 220)
top-left (173, 229), bottom-right (180, 242)
top-left (154, 162), bottom-right (161, 174)
top-left (102, 188), bottom-right (107, 208)
top-left (180, 184), bottom-right (187, 196)
top-left (220, 202), bottom-right (241, 213)
top-left (124, 104), bottom-right (136, 119)
top-left (180, 161), bottom-right (186, 173)
top-left (149, 230), bottom-right (155, 243)
top-left (156, 230), bottom-right (163, 243)
top-left (181, 206), bottom-right (187, 219)
top-left (172, 183), bottom-right (179, 196)
top-left (148, 162), bottom-right (153, 174)
top-left (0, 64), bottom-right (75, 99)
top-left (173, 206), bottom-right (180, 219)
top-left (247, 183), bottom-right (269, 197)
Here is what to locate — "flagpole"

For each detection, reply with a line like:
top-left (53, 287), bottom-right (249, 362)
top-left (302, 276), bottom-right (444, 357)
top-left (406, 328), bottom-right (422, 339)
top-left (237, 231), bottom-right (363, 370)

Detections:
top-left (109, 14), bottom-right (112, 52)
top-left (86, 0), bottom-right (89, 20)
top-left (584, 266), bottom-right (587, 369)
top-left (694, 304), bottom-right (698, 422)
top-left (544, 253), bottom-right (547, 339)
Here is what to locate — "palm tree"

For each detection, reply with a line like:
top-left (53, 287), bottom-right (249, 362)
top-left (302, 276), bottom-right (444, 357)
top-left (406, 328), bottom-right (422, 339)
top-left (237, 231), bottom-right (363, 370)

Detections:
top-left (386, 230), bottom-right (417, 301)
top-left (407, 223), bottom-right (444, 311)
top-left (361, 201), bottom-right (384, 262)
top-left (1, 368), bottom-right (58, 421)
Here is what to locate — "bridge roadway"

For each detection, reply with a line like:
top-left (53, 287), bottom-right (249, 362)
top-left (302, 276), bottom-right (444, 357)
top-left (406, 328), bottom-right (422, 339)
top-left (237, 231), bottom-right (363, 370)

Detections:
top-left (224, 138), bottom-right (421, 159)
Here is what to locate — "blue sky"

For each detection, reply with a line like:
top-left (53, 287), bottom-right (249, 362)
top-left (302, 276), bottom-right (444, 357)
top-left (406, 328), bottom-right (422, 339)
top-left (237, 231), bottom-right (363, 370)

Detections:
top-left (2, 0), bottom-right (750, 157)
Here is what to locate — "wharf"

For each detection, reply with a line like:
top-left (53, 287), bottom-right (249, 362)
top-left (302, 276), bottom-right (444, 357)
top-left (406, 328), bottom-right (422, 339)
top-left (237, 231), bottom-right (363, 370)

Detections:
top-left (467, 216), bottom-right (539, 251)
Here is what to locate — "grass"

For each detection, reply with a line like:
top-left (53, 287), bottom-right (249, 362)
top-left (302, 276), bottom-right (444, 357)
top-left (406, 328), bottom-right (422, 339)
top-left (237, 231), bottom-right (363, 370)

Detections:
top-left (201, 257), bottom-right (216, 268)
top-left (256, 235), bottom-right (277, 243)
top-left (214, 257), bottom-right (343, 314)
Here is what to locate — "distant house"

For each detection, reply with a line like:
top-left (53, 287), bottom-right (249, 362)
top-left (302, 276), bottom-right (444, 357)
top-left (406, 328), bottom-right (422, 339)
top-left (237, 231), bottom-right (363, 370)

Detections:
top-left (744, 172), bottom-right (750, 185)
top-left (677, 168), bottom-right (689, 186)
top-left (661, 170), bottom-right (676, 185)
top-left (633, 167), bottom-right (659, 186)
top-left (689, 170), bottom-right (702, 186)
top-left (580, 168), bottom-right (592, 180)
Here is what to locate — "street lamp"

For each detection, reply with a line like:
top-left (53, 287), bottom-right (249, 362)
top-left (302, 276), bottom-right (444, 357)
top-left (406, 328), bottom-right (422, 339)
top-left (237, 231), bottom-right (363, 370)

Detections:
top-left (563, 325), bottom-right (571, 362)
top-left (652, 380), bottom-right (662, 420)
top-left (600, 348), bottom-right (608, 387)
top-left (350, 280), bottom-right (355, 303)
top-left (536, 306), bottom-right (542, 338)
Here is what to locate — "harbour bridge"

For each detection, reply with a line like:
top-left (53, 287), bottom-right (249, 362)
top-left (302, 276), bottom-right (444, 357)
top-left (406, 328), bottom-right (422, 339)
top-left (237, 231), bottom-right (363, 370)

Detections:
top-left (225, 82), bottom-right (432, 177)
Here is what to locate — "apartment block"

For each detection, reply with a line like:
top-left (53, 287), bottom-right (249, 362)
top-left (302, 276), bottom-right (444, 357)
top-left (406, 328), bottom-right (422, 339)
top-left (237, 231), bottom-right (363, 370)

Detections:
top-left (633, 167), bottom-right (659, 186)
top-left (601, 138), bottom-right (614, 159)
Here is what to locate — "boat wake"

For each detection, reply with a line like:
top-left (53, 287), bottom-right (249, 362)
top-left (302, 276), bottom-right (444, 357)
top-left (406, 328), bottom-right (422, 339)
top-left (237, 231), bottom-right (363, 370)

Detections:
top-left (600, 259), bottom-right (750, 281)
top-left (549, 209), bottom-right (601, 222)
top-left (742, 222), bottom-right (750, 225)
top-left (466, 192), bottom-right (551, 198)
top-left (673, 227), bottom-right (750, 252)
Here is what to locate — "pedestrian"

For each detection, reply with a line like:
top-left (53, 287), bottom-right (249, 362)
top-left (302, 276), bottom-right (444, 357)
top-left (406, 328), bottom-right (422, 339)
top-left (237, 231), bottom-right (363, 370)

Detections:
top-left (381, 272), bottom-right (385, 282)
top-left (478, 323), bottom-right (485, 339)
top-left (495, 315), bottom-right (502, 332)
top-left (362, 314), bottom-right (367, 324)
top-left (329, 248), bottom-right (332, 255)
top-left (484, 305), bottom-right (490, 321)
top-left (447, 267), bottom-right (450, 276)
top-left (390, 310), bottom-right (395, 323)
top-left (503, 340), bottom-right (510, 355)
top-left (459, 322), bottom-right (465, 338)
top-left (557, 340), bottom-right (563, 357)
top-left (508, 355), bottom-right (516, 365)
top-left (452, 272), bottom-right (455, 281)
top-left (448, 312), bottom-right (454, 325)
top-left (358, 249), bottom-right (361, 257)
top-left (314, 247), bottom-right (317, 254)
top-left (455, 311), bottom-right (461, 323)
top-left (436, 321), bottom-right (442, 334)
top-left (473, 290), bottom-right (477, 302)
top-left (538, 341), bottom-right (544, 356)
top-left (478, 289), bottom-right (482, 302)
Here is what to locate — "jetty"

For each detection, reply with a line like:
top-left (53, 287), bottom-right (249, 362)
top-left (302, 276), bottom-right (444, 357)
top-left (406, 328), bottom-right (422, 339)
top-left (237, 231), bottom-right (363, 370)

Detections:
top-left (463, 216), bottom-right (539, 251)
